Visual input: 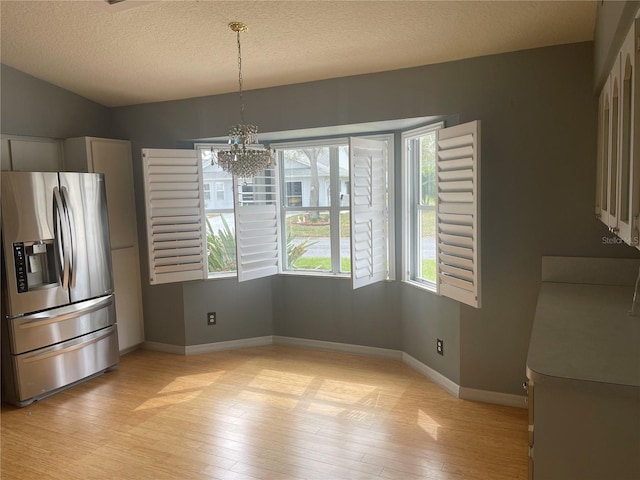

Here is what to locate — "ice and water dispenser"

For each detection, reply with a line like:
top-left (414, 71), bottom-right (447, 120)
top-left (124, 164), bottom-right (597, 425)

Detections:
top-left (12, 240), bottom-right (57, 293)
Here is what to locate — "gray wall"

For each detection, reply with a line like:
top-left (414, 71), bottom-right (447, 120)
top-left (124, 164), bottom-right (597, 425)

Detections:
top-left (271, 276), bottom-right (402, 350)
top-left (0, 64), bottom-right (113, 139)
top-left (184, 277), bottom-right (273, 345)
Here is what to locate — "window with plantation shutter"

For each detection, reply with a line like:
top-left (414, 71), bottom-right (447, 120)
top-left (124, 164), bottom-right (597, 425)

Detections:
top-left (436, 120), bottom-right (481, 308)
top-left (233, 166), bottom-right (281, 282)
top-left (349, 137), bottom-right (389, 289)
top-left (142, 149), bottom-right (207, 285)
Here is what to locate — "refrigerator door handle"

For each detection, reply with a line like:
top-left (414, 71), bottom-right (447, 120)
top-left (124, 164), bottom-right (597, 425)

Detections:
top-left (60, 186), bottom-right (77, 288)
top-left (53, 186), bottom-right (71, 289)
top-left (15, 295), bottom-right (114, 328)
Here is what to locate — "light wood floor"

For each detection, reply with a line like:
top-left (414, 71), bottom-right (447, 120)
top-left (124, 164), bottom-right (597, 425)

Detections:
top-left (1, 345), bottom-right (528, 479)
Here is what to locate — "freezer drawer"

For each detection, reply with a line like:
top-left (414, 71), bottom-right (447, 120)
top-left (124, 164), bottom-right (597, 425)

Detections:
top-left (8, 295), bottom-right (116, 355)
top-left (12, 325), bottom-right (119, 405)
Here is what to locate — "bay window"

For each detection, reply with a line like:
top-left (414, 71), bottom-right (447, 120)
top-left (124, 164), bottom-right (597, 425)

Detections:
top-left (142, 120), bottom-right (478, 307)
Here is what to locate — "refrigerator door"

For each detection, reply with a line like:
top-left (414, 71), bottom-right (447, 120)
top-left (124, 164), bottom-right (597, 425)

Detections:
top-left (59, 172), bottom-right (113, 303)
top-left (1, 172), bottom-right (69, 316)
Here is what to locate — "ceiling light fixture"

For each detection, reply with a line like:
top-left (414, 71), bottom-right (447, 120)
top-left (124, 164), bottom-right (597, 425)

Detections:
top-left (215, 22), bottom-right (274, 178)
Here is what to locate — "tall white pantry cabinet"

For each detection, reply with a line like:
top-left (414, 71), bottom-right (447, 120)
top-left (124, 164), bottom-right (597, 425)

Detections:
top-left (64, 137), bottom-right (145, 352)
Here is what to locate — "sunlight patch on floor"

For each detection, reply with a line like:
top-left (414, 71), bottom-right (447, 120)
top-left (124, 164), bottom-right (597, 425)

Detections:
top-left (418, 409), bottom-right (441, 440)
top-left (237, 389), bottom-right (301, 409)
top-left (157, 371), bottom-right (226, 394)
top-left (315, 379), bottom-right (377, 404)
top-left (135, 390), bottom-right (201, 410)
top-left (248, 369), bottom-right (314, 396)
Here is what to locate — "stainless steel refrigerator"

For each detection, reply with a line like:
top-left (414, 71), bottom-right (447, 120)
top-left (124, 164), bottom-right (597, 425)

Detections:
top-left (1, 171), bottom-right (119, 406)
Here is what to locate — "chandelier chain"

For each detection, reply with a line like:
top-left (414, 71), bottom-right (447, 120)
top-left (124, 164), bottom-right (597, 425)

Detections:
top-left (214, 21), bottom-right (274, 178)
top-left (236, 29), bottom-right (245, 125)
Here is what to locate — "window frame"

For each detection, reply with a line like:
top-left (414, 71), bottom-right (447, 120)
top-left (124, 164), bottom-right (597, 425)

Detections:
top-left (401, 122), bottom-right (444, 292)
top-left (195, 143), bottom-right (237, 279)
top-left (271, 134), bottom-right (394, 279)
top-left (272, 137), bottom-right (351, 276)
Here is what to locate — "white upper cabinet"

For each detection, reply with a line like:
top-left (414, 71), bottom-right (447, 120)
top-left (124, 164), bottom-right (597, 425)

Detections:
top-left (598, 19), bottom-right (639, 249)
top-left (616, 21), bottom-right (639, 247)
top-left (1, 136), bottom-right (63, 172)
top-left (65, 137), bottom-right (138, 249)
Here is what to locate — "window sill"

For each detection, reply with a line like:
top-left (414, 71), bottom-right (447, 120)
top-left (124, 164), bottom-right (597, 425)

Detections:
top-left (206, 272), bottom-right (237, 280)
top-left (205, 271), bottom-right (352, 281)
top-left (278, 271), bottom-right (350, 280)
top-left (402, 278), bottom-right (437, 294)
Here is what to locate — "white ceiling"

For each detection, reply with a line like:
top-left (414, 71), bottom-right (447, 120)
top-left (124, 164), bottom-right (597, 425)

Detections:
top-left (0, 0), bottom-right (597, 108)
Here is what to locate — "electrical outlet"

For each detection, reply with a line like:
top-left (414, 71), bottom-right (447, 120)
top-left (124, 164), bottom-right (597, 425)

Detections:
top-left (436, 338), bottom-right (444, 356)
top-left (207, 312), bottom-right (216, 325)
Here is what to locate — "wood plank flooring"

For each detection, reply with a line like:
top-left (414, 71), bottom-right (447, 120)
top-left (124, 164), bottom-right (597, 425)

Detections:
top-left (1, 346), bottom-right (528, 479)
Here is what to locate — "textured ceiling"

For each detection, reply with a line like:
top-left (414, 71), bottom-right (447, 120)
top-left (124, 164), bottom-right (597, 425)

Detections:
top-left (0, 0), bottom-right (597, 107)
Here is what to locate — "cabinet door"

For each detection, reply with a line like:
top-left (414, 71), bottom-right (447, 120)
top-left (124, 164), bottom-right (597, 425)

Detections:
top-left (596, 82), bottom-right (607, 221)
top-left (88, 139), bottom-right (138, 249)
top-left (5, 138), bottom-right (63, 172)
top-left (599, 76), bottom-right (612, 228)
top-left (617, 22), bottom-right (639, 247)
top-left (112, 246), bottom-right (144, 352)
top-left (607, 55), bottom-right (622, 234)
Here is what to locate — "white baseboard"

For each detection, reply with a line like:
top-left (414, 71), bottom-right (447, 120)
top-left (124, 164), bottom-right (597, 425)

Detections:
top-left (144, 336), bottom-right (525, 408)
top-left (185, 336), bottom-right (273, 355)
top-left (272, 335), bottom-right (403, 360)
top-left (119, 342), bottom-right (143, 356)
top-left (459, 386), bottom-right (527, 408)
top-left (401, 352), bottom-right (460, 398)
top-left (142, 341), bottom-right (185, 355)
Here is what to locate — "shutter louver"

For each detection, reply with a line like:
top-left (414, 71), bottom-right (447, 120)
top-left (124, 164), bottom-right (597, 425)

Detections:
top-left (142, 149), bottom-right (207, 285)
top-left (234, 167), bottom-right (281, 282)
top-left (436, 121), bottom-right (481, 308)
top-left (350, 137), bottom-right (389, 289)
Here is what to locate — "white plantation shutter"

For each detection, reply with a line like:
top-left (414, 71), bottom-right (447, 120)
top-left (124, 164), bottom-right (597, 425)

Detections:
top-left (234, 167), bottom-right (281, 282)
top-left (436, 121), bottom-right (481, 308)
top-left (142, 149), bottom-right (207, 285)
top-left (350, 137), bottom-right (388, 289)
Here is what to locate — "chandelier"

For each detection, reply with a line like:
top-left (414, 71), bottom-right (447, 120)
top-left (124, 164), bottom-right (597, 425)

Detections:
top-left (215, 22), bottom-right (274, 178)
